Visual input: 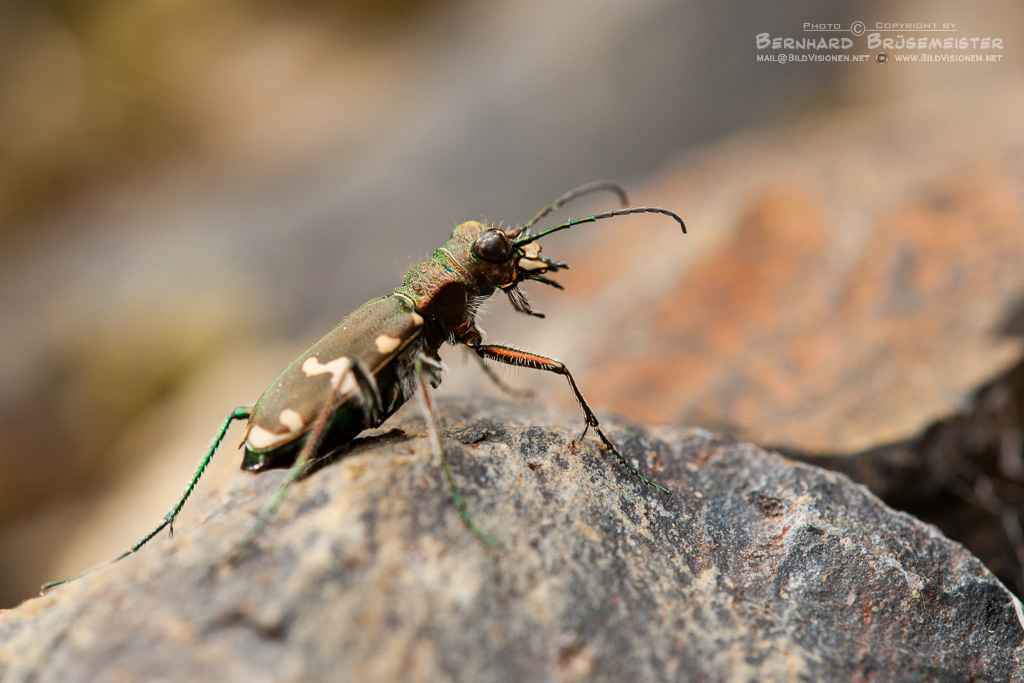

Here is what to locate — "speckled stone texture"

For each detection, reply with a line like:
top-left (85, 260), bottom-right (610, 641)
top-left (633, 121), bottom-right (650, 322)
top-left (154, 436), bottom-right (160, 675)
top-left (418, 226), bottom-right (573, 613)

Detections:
top-left (2, 398), bottom-right (1020, 682)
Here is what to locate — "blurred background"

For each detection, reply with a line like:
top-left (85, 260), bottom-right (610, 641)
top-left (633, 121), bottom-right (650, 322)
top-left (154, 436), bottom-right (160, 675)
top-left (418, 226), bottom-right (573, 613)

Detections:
top-left (1, 0), bottom-right (1021, 607)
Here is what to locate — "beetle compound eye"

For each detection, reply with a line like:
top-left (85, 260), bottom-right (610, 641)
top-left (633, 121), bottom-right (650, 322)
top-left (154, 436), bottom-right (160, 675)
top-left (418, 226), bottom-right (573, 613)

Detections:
top-left (472, 229), bottom-right (512, 263)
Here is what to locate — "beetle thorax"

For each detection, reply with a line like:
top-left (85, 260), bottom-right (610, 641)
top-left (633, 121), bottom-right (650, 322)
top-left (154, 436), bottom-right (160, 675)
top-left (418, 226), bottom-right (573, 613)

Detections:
top-left (393, 223), bottom-right (502, 338)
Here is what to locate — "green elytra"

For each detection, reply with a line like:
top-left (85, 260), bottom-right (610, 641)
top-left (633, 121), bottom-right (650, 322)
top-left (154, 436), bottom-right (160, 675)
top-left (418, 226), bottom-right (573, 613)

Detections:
top-left (42, 181), bottom-right (685, 592)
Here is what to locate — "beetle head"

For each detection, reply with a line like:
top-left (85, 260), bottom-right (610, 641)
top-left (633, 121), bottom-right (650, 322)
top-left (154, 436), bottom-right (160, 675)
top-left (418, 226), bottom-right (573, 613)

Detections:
top-left (442, 220), bottom-right (567, 319)
top-left (451, 182), bottom-right (686, 319)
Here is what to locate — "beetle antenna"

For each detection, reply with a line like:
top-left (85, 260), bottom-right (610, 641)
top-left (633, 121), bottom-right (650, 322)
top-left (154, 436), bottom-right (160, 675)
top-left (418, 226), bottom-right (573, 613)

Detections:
top-left (516, 181), bottom-right (629, 236)
top-left (514, 206), bottom-right (686, 247)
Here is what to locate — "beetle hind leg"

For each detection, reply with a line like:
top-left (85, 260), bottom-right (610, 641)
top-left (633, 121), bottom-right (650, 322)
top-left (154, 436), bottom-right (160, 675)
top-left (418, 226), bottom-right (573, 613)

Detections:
top-left (41, 406), bottom-right (253, 593)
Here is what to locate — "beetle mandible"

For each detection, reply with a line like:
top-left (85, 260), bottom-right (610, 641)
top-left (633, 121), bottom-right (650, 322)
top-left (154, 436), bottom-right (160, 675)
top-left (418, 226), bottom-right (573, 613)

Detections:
top-left (43, 181), bottom-right (685, 591)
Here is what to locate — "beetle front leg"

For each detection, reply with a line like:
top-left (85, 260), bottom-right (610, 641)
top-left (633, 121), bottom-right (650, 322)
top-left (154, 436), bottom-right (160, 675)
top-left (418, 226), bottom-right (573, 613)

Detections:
top-left (469, 349), bottom-right (534, 399)
top-left (414, 356), bottom-right (499, 548)
top-left (469, 341), bottom-right (671, 496)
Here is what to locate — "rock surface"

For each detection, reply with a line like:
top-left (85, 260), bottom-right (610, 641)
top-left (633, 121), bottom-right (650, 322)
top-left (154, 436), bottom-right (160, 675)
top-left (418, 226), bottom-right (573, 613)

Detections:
top-left (538, 88), bottom-right (1024, 594)
top-left (2, 398), bottom-right (1021, 682)
top-left (578, 90), bottom-right (1024, 472)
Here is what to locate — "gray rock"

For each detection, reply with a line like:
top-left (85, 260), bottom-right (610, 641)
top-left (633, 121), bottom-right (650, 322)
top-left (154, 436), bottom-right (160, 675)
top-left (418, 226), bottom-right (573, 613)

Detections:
top-left (2, 397), bottom-right (1021, 682)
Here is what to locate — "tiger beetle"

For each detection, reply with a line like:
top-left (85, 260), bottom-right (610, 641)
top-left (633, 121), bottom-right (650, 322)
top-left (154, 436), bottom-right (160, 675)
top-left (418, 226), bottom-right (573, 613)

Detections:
top-left (42, 181), bottom-right (685, 592)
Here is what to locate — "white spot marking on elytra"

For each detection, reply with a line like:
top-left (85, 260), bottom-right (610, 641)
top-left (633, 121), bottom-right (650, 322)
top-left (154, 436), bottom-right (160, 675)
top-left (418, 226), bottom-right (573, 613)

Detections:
top-left (247, 424), bottom-right (289, 450)
top-left (245, 408), bottom-right (306, 450)
top-left (375, 334), bottom-right (402, 354)
top-left (278, 408), bottom-right (305, 433)
top-left (302, 355), bottom-right (357, 395)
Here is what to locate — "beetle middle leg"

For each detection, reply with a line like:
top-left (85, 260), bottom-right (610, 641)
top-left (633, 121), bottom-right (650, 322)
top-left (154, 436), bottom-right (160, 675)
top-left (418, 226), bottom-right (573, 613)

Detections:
top-left (469, 341), bottom-right (671, 495)
top-left (415, 357), bottom-right (499, 547)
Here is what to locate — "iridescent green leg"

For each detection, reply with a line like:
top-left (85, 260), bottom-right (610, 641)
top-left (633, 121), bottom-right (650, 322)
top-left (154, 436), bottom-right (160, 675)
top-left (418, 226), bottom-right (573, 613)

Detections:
top-left (470, 342), bottom-right (671, 496)
top-left (230, 361), bottom-right (381, 557)
top-left (415, 357), bottom-right (498, 548)
top-left (41, 406), bottom-right (252, 593)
